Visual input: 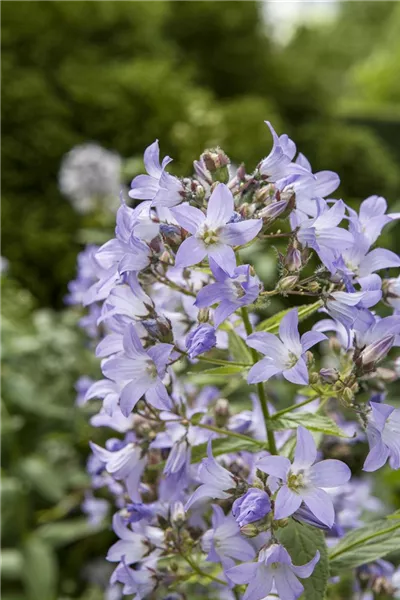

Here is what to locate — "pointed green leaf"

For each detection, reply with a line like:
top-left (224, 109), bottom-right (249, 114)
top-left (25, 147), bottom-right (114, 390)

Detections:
top-left (277, 519), bottom-right (329, 600)
top-left (329, 516), bottom-right (400, 572)
top-left (227, 329), bottom-right (253, 363)
top-left (271, 412), bottom-right (351, 438)
top-left (191, 436), bottom-right (266, 463)
top-left (189, 365), bottom-right (247, 376)
top-left (256, 301), bottom-right (323, 333)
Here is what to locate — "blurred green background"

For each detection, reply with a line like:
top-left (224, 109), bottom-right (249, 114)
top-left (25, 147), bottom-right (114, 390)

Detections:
top-left (2, 2), bottom-right (400, 599)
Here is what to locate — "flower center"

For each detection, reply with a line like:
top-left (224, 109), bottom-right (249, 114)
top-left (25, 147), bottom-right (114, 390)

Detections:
top-left (287, 470), bottom-right (306, 491)
top-left (286, 351), bottom-right (299, 369)
top-left (198, 224), bottom-right (221, 246)
top-left (146, 360), bottom-right (157, 379)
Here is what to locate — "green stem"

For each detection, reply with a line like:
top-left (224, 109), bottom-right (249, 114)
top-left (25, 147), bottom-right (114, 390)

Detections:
top-left (176, 349), bottom-right (250, 368)
top-left (195, 422), bottom-right (267, 448)
top-left (181, 553), bottom-right (226, 586)
top-left (152, 270), bottom-right (196, 297)
top-left (272, 394), bottom-right (320, 419)
top-left (240, 306), bottom-right (278, 455)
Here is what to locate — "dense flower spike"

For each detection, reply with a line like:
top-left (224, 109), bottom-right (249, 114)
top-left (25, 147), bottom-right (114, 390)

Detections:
top-left (70, 120), bottom-right (400, 599)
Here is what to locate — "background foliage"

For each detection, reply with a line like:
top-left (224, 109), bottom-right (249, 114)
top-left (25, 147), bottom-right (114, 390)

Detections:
top-left (2, 2), bottom-right (400, 599)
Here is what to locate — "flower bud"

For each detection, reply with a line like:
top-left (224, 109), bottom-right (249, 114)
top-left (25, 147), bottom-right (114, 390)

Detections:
top-left (160, 224), bottom-right (184, 247)
top-left (307, 281), bottom-right (320, 293)
top-left (142, 316), bottom-right (173, 343)
top-left (240, 523), bottom-right (261, 537)
top-left (342, 387), bottom-right (354, 403)
top-left (258, 200), bottom-right (288, 221)
top-left (198, 308), bottom-right (210, 323)
top-left (382, 276), bottom-right (400, 309)
top-left (214, 398), bottom-right (230, 427)
top-left (319, 368), bottom-right (339, 384)
top-left (254, 184), bottom-right (275, 205)
top-left (309, 371), bottom-right (319, 384)
top-left (285, 247), bottom-right (302, 272)
top-left (186, 323), bottom-right (216, 359)
top-left (375, 367), bottom-right (397, 383)
top-left (171, 501), bottom-right (185, 527)
top-left (359, 335), bottom-right (395, 370)
top-left (201, 148), bottom-right (230, 183)
top-left (277, 275), bottom-right (298, 292)
top-left (232, 488), bottom-right (271, 528)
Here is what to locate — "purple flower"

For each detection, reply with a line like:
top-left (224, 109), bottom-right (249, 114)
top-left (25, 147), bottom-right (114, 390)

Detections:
top-left (259, 122), bottom-right (297, 181)
top-left (102, 324), bottom-right (174, 415)
top-left (202, 505), bottom-right (255, 584)
top-left (348, 195), bottom-right (395, 247)
top-left (186, 323), bottom-right (216, 359)
top-left (89, 440), bottom-right (146, 501)
top-left (363, 402), bottom-right (400, 472)
top-left (257, 426), bottom-right (351, 527)
top-left (96, 204), bottom-right (152, 276)
top-left (293, 152), bottom-right (340, 217)
top-left (75, 375), bottom-right (94, 407)
top-left (355, 315), bottom-right (400, 363)
top-left (227, 542), bottom-right (320, 600)
top-left (107, 513), bottom-right (151, 565)
top-left (129, 139), bottom-right (172, 201)
top-left (195, 258), bottom-right (261, 327)
top-left (125, 502), bottom-right (154, 524)
top-left (247, 309), bottom-right (326, 385)
top-left (173, 183), bottom-right (262, 275)
top-left (341, 230), bottom-right (400, 278)
top-left (111, 554), bottom-right (159, 598)
top-left (99, 273), bottom-right (153, 326)
top-left (82, 493), bottom-right (109, 526)
top-left (185, 440), bottom-right (236, 511)
top-left (232, 488), bottom-right (271, 527)
top-left (296, 200), bottom-right (354, 273)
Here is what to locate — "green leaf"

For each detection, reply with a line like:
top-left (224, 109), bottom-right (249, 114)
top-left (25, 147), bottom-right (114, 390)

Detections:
top-left (1, 549), bottom-right (24, 580)
top-left (191, 436), bottom-right (266, 463)
top-left (17, 456), bottom-right (66, 502)
top-left (277, 519), bottom-right (329, 600)
top-left (329, 517), bottom-right (400, 572)
top-left (23, 537), bottom-right (58, 600)
top-left (256, 301), bottom-right (323, 333)
top-left (35, 518), bottom-right (106, 548)
top-left (271, 412), bottom-right (351, 438)
top-left (227, 329), bottom-right (253, 363)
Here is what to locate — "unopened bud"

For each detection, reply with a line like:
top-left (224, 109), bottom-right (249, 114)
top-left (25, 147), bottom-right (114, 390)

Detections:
top-left (240, 523), bottom-right (260, 537)
top-left (382, 276), bottom-right (400, 309)
top-left (142, 316), bottom-right (173, 343)
top-left (359, 335), bottom-right (395, 370)
top-left (277, 275), bottom-right (298, 292)
top-left (159, 249), bottom-right (173, 266)
top-left (198, 308), bottom-right (210, 323)
top-left (171, 502), bottom-right (185, 527)
top-left (319, 368), bottom-right (339, 384)
top-left (275, 518), bottom-right (289, 528)
top-left (160, 224), bottom-right (183, 247)
top-left (306, 351), bottom-right (314, 365)
top-left (214, 398), bottom-right (230, 427)
top-left (258, 200), bottom-right (288, 221)
top-left (307, 281), bottom-right (320, 293)
top-left (342, 387), bottom-right (354, 403)
top-left (254, 184), bottom-right (275, 205)
top-left (375, 367), bottom-right (397, 383)
top-left (285, 247), bottom-right (302, 272)
top-left (202, 147), bottom-right (230, 183)
top-left (309, 372), bottom-right (319, 384)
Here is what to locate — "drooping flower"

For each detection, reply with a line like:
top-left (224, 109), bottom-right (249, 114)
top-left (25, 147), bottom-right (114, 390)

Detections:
top-left (101, 324), bottom-right (174, 415)
top-left (257, 426), bottom-right (351, 527)
top-left (89, 439), bottom-right (146, 501)
top-left (296, 200), bottom-right (354, 273)
top-left (129, 139), bottom-right (172, 201)
top-left (202, 505), bottom-right (255, 583)
top-left (186, 323), bottom-right (217, 359)
top-left (227, 542), bottom-right (320, 600)
top-left (173, 183), bottom-right (262, 275)
top-left (232, 488), bottom-right (271, 527)
top-left (363, 402), bottom-right (400, 471)
top-left (195, 258), bottom-right (261, 327)
top-left (247, 309), bottom-right (326, 385)
top-left (185, 440), bottom-right (236, 511)
top-left (259, 122), bottom-right (297, 181)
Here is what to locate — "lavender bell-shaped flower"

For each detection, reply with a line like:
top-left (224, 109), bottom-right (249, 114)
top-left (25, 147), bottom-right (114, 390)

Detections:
top-left (227, 542), bottom-right (320, 600)
top-left (363, 402), bottom-right (400, 472)
top-left (232, 488), bottom-right (271, 527)
top-left (186, 323), bottom-right (217, 359)
top-left (173, 183), bottom-right (262, 276)
top-left (195, 258), bottom-right (261, 328)
top-left (257, 426), bottom-right (351, 527)
top-left (247, 308), bottom-right (326, 385)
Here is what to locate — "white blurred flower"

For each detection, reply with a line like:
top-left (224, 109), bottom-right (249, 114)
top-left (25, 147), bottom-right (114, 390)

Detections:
top-left (59, 143), bottom-right (122, 213)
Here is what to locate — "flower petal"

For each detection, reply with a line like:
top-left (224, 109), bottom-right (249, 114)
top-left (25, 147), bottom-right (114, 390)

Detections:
top-left (363, 438), bottom-right (390, 472)
top-left (274, 566), bottom-right (304, 600)
top-left (208, 244), bottom-right (236, 276)
top-left (301, 487), bottom-right (335, 528)
top-left (207, 183), bottom-right (234, 226)
top-left (283, 356), bottom-right (309, 385)
top-left (293, 426), bottom-right (317, 469)
top-left (175, 237), bottom-right (207, 269)
top-left (171, 203), bottom-right (205, 235)
top-left (300, 331), bottom-right (327, 352)
top-left (279, 309), bottom-right (301, 349)
top-left (256, 455), bottom-right (291, 479)
top-left (309, 459), bottom-right (351, 488)
top-left (274, 486), bottom-right (302, 520)
top-left (291, 550), bottom-right (320, 579)
top-left (247, 358), bottom-right (282, 384)
top-left (222, 219), bottom-right (263, 246)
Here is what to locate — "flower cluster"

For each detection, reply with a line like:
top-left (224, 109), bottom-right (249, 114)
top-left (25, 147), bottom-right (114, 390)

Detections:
top-left (70, 123), bottom-right (400, 599)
